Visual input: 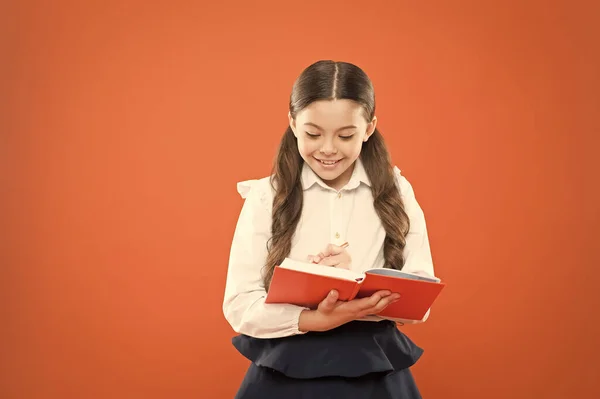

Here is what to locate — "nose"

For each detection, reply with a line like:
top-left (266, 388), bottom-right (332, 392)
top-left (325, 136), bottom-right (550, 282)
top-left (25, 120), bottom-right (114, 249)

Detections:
top-left (319, 138), bottom-right (337, 155)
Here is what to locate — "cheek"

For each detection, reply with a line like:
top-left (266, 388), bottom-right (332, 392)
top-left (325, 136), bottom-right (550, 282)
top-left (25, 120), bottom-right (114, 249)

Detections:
top-left (298, 139), bottom-right (318, 155)
top-left (340, 140), bottom-right (363, 156)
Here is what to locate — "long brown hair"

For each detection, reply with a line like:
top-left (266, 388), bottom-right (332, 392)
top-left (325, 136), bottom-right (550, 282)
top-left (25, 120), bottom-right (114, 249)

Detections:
top-left (263, 60), bottom-right (410, 290)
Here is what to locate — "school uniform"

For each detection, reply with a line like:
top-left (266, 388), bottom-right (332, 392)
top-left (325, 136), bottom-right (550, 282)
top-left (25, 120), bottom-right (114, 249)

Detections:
top-left (223, 157), bottom-right (437, 398)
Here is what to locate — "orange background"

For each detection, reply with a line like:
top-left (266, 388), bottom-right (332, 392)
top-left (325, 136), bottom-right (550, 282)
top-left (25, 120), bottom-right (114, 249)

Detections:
top-left (2, 1), bottom-right (599, 398)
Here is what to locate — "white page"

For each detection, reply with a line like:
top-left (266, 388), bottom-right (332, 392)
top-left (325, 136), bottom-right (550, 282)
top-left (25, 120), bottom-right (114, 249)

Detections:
top-left (366, 268), bottom-right (441, 283)
top-left (279, 258), bottom-right (364, 281)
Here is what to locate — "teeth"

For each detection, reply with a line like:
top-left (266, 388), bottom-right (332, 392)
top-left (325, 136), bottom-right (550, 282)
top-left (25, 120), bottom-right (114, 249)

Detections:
top-left (320, 160), bottom-right (337, 165)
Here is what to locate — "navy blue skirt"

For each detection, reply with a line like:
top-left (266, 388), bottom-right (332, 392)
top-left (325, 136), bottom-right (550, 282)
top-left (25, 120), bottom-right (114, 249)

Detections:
top-left (231, 320), bottom-right (424, 398)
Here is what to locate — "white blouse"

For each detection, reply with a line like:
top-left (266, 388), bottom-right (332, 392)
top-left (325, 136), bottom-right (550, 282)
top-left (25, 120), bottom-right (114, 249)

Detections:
top-left (222, 158), bottom-right (437, 339)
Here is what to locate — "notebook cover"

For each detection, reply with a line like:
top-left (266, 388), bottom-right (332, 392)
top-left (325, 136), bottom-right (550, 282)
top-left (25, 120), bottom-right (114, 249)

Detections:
top-left (265, 265), bottom-right (360, 308)
top-left (357, 272), bottom-right (445, 320)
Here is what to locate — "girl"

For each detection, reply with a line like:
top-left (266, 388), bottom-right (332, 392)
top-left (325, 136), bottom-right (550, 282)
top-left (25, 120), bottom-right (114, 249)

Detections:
top-left (223, 60), bottom-right (437, 398)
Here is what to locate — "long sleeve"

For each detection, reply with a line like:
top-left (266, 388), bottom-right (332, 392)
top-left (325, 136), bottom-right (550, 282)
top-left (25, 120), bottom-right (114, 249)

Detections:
top-left (389, 168), bottom-right (438, 324)
top-left (222, 178), bottom-right (309, 339)
top-left (396, 171), bottom-right (435, 279)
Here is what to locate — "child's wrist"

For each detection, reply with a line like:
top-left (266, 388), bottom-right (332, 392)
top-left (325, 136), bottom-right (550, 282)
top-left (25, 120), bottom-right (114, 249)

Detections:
top-left (298, 309), bottom-right (327, 332)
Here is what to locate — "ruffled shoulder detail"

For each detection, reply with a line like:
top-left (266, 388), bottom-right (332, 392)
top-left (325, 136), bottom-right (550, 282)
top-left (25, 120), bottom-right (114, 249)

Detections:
top-left (393, 165), bottom-right (418, 201)
top-left (236, 179), bottom-right (257, 199)
top-left (236, 176), bottom-right (273, 213)
top-left (232, 320), bottom-right (423, 379)
top-left (393, 165), bottom-right (406, 185)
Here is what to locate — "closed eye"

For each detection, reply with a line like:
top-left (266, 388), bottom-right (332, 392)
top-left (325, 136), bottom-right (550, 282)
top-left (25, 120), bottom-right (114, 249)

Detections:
top-left (339, 135), bottom-right (354, 140)
top-left (305, 132), bottom-right (320, 138)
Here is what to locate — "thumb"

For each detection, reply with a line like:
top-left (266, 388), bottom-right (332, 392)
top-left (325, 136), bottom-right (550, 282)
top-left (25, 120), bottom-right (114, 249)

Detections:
top-left (319, 290), bottom-right (339, 312)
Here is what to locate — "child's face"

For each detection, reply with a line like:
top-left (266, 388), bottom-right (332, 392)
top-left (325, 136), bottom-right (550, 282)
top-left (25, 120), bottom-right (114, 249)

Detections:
top-left (289, 99), bottom-right (376, 190)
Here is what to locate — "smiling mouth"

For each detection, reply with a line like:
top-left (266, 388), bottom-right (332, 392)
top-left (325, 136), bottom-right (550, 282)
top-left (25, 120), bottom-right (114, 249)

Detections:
top-left (314, 157), bottom-right (342, 165)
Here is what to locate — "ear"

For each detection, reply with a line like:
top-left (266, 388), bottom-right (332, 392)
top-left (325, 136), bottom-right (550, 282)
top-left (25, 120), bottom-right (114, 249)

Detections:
top-left (364, 116), bottom-right (377, 142)
top-left (288, 112), bottom-right (298, 137)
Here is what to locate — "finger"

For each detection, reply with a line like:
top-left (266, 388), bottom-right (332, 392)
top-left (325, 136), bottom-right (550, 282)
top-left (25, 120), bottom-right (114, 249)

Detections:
top-left (365, 293), bottom-right (401, 315)
top-left (318, 254), bottom-right (343, 267)
top-left (356, 290), bottom-right (391, 310)
top-left (318, 290), bottom-right (339, 313)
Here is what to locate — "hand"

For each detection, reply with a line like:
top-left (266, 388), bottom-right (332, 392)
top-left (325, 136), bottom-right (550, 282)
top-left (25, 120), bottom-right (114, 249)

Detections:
top-left (298, 289), bottom-right (401, 332)
top-left (307, 243), bottom-right (351, 269)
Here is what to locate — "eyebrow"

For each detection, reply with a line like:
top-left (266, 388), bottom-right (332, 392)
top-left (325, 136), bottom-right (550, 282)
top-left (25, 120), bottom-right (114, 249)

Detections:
top-left (303, 122), bottom-right (357, 133)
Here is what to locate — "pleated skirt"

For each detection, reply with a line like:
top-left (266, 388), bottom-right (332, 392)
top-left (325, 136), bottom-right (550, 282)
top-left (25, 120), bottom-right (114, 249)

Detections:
top-left (231, 320), bottom-right (424, 398)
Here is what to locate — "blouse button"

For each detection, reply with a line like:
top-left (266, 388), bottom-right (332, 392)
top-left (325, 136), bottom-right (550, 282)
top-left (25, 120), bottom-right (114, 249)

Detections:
top-left (335, 232), bottom-right (340, 239)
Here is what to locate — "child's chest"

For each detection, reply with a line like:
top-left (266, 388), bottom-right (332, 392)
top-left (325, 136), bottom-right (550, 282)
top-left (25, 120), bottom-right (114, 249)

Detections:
top-left (288, 188), bottom-right (386, 272)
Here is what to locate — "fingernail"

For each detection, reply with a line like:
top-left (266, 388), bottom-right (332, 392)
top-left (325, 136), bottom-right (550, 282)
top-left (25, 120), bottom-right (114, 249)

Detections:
top-left (392, 294), bottom-right (401, 300)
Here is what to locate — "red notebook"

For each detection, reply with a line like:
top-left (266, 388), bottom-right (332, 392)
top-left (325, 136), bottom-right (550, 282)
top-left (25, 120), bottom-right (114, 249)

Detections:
top-left (265, 258), bottom-right (445, 321)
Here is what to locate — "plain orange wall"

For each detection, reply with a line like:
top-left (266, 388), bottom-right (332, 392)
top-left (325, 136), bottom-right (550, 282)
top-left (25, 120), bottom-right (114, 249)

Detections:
top-left (2, 1), bottom-right (599, 398)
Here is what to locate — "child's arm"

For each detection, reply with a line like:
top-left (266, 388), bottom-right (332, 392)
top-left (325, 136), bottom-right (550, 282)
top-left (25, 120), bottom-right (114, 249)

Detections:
top-left (396, 168), bottom-right (436, 281)
top-left (392, 168), bottom-right (438, 324)
top-left (222, 179), bottom-right (309, 339)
